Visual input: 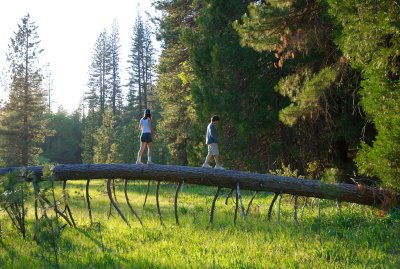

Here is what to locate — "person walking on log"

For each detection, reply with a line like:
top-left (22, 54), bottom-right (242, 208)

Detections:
top-left (136, 109), bottom-right (158, 165)
top-left (202, 115), bottom-right (224, 169)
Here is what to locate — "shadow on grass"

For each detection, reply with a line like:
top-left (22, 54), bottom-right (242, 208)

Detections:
top-left (0, 228), bottom-right (170, 269)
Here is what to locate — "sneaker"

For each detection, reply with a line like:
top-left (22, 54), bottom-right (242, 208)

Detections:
top-left (136, 160), bottom-right (144, 165)
top-left (214, 165), bottom-right (224, 170)
top-left (202, 163), bottom-right (212, 168)
top-left (147, 161), bottom-right (155, 165)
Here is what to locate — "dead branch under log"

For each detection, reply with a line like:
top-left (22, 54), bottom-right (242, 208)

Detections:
top-left (143, 180), bottom-right (151, 207)
top-left (268, 193), bottom-right (279, 221)
top-left (237, 183), bottom-right (246, 220)
top-left (156, 181), bottom-right (165, 227)
top-left (34, 199), bottom-right (39, 221)
top-left (209, 187), bottom-right (221, 224)
top-left (41, 196), bottom-right (73, 227)
top-left (294, 195), bottom-right (299, 226)
top-left (86, 178), bottom-right (93, 225)
top-left (124, 179), bottom-right (143, 227)
top-left (278, 192), bottom-right (283, 224)
top-left (112, 179), bottom-right (118, 203)
top-left (174, 181), bottom-right (183, 225)
top-left (32, 176), bottom-right (48, 220)
top-left (107, 203), bottom-right (113, 219)
top-left (62, 181), bottom-right (76, 228)
top-left (106, 178), bottom-right (130, 227)
top-left (225, 188), bottom-right (234, 205)
top-left (246, 191), bottom-right (258, 216)
top-left (234, 190), bottom-right (239, 225)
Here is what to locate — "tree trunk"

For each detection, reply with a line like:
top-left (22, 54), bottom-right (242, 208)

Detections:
top-left (0, 164), bottom-right (398, 208)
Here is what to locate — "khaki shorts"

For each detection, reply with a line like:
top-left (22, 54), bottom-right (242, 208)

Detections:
top-left (208, 143), bottom-right (219, 156)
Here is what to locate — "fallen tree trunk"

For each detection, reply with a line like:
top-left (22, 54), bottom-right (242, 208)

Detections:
top-left (0, 164), bottom-right (398, 208)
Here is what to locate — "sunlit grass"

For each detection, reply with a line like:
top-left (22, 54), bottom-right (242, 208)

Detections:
top-left (0, 180), bottom-right (399, 268)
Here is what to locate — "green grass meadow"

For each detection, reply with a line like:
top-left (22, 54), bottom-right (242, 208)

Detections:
top-left (0, 180), bottom-right (399, 268)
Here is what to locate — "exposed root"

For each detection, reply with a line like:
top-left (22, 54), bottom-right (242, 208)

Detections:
top-left (174, 181), bottom-right (183, 225)
top-left (86, 178), bottom-right (93, 225)
top-left (267, 193), bottom-right (279, 221)
top-left (143, 180), bottom-right (151, 207)
top-left (124, 179), bottom-right (143, 227)
top-left (156, 181), bottom-right (165, 227)
top-left (209, 187), bottom-right (221, 224)
top-left (107, 178), bottom-right (130, 227)
top-left (246, 191), bottom-right (258, 216)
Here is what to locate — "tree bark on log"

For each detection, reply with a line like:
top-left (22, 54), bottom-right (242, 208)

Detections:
top-left (1, 163), bottom-right (398, 208)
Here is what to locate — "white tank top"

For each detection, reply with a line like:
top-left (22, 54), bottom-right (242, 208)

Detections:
top-left (140, 118), bottom-right (151, 133)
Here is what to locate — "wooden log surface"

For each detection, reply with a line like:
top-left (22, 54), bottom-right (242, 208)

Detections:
top-left (0, 163), bottom-right (399, 207)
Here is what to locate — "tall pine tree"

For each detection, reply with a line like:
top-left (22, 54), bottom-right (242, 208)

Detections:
top-left (154, 0), bottom-right (202, 165)
top-left (127, 15), bottom-right (156, 117)
top-left (86, 29), bottom-right (111, 115)
top-left (109, 20), bottom-right (122, 116)
top-left (0, 14), bottom-right (47, 166)
top-left (119, 15), bottom-right (158, 163)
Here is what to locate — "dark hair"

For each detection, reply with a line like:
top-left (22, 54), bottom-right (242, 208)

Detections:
top-left (143, 109), bottom-right (152, 119)
top-left (211, 115), bottom-right (220, 122)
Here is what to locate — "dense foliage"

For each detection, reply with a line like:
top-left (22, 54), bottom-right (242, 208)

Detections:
top-left (327, 0), bottom-right (400, 191)
top-left (232, 0), bottom-right (366, 178)
top-left (154, 0), bottom-right (365, 182)
top-left (41, 109), bottom-right (82, 164)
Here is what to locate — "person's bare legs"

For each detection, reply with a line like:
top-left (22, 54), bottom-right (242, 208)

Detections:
top-left (214, 155), bottom-right (221, 166)
top-left (214, 155), bottom-right (224, 169)
top-left (202, 151), bottom-right (213, 167)
top-left (137, 142), bottom-right (147, 163)
top-left (147, 142), bottom-right (153, 163)
top-left (207, 152), bottom-right (213, 163)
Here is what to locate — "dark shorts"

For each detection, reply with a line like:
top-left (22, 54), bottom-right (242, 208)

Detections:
top-left (141, 133), bottom-right (152, 143)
